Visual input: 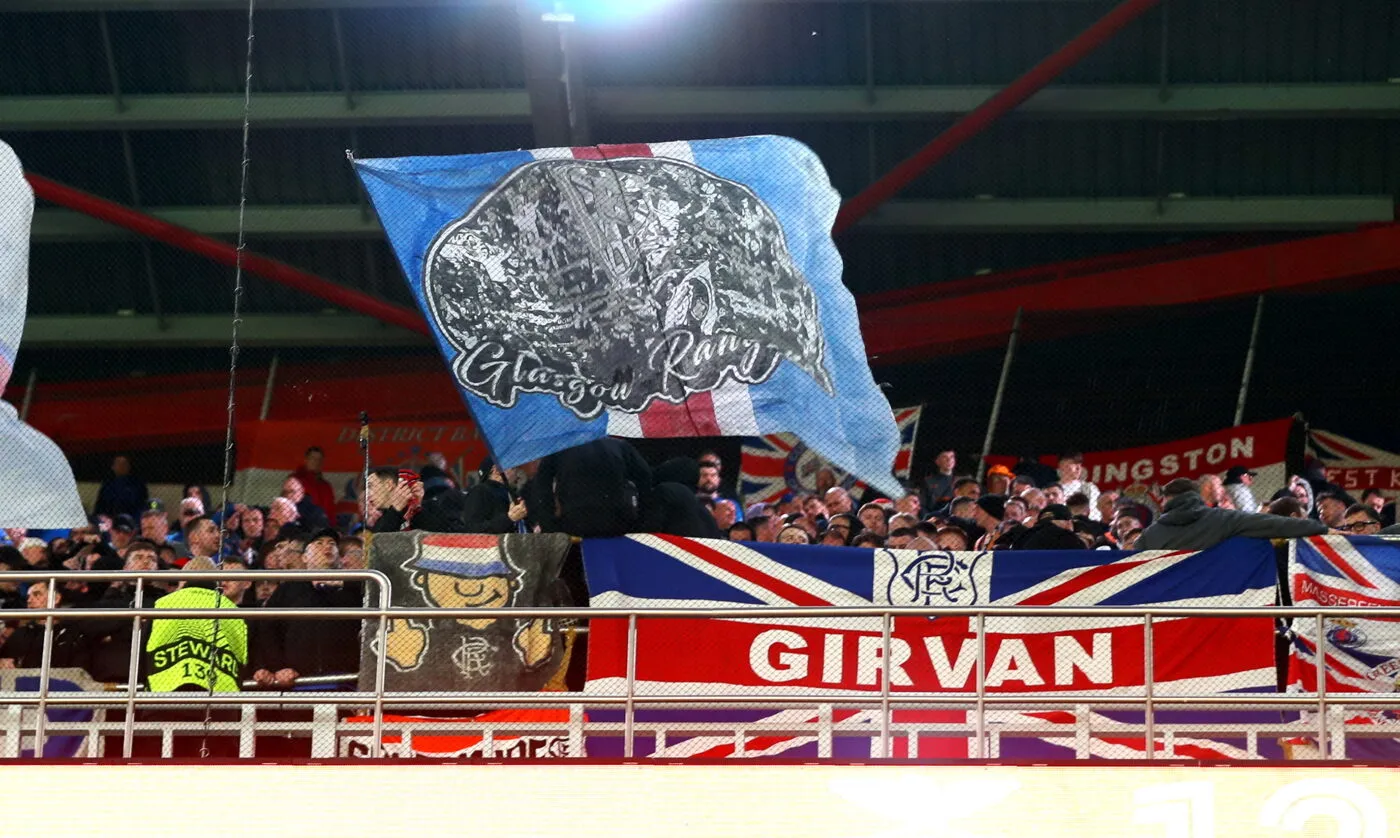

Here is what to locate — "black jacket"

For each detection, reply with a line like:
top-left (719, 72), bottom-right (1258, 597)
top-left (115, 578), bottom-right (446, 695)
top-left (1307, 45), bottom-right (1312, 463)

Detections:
top-left (1014, 521), bottom-right (1087, 551)
top-left (533, 438), bottom-right (652, 537)
top-left (460, 480), bottom-right (517, 534)
top-left (296, 498), bottom-right (331, 532)
top-left (641, 457), bottom-right (724, 539)
top-left (81, 585), bottom-right (159, 682)
top-left (643, 483), bottom-right (725, 539)
top-left (94, 474), bottom-right (148, 518)
top-left (371, 488), bottom-right (469, 534)
top-left (0, 618), bottom-right (89, 671)
top-left (252, 581), bottom-right (363, 678)
top-left (921, 473), bottom-right (955, 512)
top-left (1137, 492), bottom-right (1328, 551)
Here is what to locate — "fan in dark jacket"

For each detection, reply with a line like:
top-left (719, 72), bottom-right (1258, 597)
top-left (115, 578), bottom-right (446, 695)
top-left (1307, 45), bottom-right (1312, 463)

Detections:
top-left (529, 438), bottom-right (652, 538)
top-left (94, 455), bottom-right (148, 519)
top-left (1014, 505), bottom-right (1086, 550)
top-left (644, 457), bottom-right (725, 539)
top-left (1136, 479), bottom-right (1329, 551)
top-left (460, 457), bottom-right (528, 534)
top-left (0, 582), bottom-right (89, 671)
top-left (251, 580), bottom-right (363, 688)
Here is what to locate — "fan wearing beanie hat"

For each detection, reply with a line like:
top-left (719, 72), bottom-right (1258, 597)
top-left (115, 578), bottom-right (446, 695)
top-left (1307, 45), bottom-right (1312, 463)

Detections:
top-left (973, 495), bottom-right (1006, 525)
top-left (0, 141), bottom-right (86, 529)
top-left (963, 494), bottom-right (1006, 544)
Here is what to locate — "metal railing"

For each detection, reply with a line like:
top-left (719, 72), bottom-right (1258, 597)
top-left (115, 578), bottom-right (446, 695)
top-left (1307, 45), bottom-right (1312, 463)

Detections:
top-left (2, 567), bottom-right (1397, 760)
top-left (0, 569), bottom-right (391, 757)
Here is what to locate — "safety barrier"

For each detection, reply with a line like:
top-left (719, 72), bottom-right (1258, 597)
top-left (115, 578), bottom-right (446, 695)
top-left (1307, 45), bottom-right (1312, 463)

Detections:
top-left (2, 568), bottom-right (1399, 760)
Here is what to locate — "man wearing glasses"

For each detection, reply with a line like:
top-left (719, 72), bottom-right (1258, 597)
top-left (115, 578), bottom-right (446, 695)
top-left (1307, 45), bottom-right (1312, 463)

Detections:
top-left (1340, 505), bottom-right (1383, 536)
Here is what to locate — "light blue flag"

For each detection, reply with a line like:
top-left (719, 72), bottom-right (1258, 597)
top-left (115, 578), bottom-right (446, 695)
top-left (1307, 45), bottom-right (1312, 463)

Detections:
top-left (354, 136), bottom-right (901, 496)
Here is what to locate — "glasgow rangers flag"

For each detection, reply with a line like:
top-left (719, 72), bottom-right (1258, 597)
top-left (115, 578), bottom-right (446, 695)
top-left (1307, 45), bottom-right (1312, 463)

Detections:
top-left (354, 138), bottom-right (902, 497)
top-left (582, 535), bottom-right (1280, 759)
top-left (741, 406), bottom-right (921, 505)
top-left (1287, 535), bottom-right (1400, 759)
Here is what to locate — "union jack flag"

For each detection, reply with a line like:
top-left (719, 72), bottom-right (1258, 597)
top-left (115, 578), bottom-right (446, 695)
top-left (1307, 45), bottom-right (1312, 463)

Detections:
top-left (581, 535), bottom-right (1281, 760)
top-left (740, 406), bottom-right (921, 505)
top-left (1306, 428), bottom-right (1400, 501)
top-left (1286, 535), bottom-right (1400, 759)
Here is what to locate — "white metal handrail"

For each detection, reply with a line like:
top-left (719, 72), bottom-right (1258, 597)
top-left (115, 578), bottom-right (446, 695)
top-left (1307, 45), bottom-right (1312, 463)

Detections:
top-left (0, 568), bottom-right (1390, 761)
top-left (0, 568), bottom-right (393, 757)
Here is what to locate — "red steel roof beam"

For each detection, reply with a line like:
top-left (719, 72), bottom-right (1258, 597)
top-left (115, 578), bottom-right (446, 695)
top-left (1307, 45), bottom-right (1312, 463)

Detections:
top-left (25, 172), bottom-right (431, 337)
top-left (833, 0), bottom-right (1164, 234)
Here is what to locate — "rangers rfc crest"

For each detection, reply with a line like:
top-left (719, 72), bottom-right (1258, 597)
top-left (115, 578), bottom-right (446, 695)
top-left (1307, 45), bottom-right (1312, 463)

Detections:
top-left (422, 156), bottom-right (833, 419)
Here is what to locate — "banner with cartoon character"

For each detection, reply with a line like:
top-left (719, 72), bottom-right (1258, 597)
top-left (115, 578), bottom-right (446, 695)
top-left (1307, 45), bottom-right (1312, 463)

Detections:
top-left (360, 532), bottom-right (572, 693)
top-left (354, 138), bottom-right (903, 497)
top-left (1286, 535), bottom-right (1400, 759)
top-left (582, 535), bottom-right (1281, 759)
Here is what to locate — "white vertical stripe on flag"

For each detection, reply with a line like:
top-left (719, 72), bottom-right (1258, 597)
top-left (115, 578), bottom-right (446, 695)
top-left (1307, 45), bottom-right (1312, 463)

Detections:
top-left (712, 377), bottom-right (759, 436)
top-left (606, 409), bottom-right (643, 437)
top-left (530, 147), bottom-right (573, 160)
top-left (648, 141), bottom-right (695, 164)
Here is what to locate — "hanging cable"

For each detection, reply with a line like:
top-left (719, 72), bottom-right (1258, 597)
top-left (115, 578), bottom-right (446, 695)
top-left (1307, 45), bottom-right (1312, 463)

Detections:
top-left (201, 0), bottom-right (257, 759)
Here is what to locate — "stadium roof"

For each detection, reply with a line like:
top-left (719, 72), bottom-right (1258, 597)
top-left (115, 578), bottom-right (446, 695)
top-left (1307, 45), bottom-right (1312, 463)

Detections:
top-left (2, 0), bottom-right (1397, 350)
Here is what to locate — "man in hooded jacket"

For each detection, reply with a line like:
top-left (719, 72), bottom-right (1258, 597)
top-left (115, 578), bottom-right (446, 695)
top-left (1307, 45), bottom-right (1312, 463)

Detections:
top-left (1137, 479), bottom-right (1328, 551)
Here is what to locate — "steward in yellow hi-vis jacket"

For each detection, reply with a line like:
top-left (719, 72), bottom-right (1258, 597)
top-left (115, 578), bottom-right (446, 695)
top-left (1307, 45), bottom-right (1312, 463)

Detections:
top-left (145, 557), bottom-right (247, 692)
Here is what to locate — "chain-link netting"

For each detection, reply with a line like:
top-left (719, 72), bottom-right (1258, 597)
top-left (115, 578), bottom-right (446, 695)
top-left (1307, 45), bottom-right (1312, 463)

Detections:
top-left (5, 0), bottom-right (1400, 762)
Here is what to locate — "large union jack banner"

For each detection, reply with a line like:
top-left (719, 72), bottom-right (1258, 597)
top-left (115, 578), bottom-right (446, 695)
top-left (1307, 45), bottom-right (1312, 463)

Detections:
top-left (1287, 535), bottom-right (1400, 759)
top-left (740, 406), bottom-right (921, 505)
top-left (582, 535), bottom-right (1281, 760)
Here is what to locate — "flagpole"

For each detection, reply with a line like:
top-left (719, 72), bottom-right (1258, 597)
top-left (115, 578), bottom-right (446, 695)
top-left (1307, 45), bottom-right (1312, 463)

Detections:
top-left (359, 411), bottom-right (372, 530)
top-left (978, 308), bottom-right (1022, 481)
top-left (259, 353), bottom-right (279, 421)
top-left (1233, 295), bottom-right (1265, 427)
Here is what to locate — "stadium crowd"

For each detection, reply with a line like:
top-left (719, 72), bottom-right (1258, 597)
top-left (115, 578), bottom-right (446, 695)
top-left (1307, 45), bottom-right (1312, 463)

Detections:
top-left (1, 440), bottom-right (1394, 688)
top-left (713, 448), bottom-right (1392, 552)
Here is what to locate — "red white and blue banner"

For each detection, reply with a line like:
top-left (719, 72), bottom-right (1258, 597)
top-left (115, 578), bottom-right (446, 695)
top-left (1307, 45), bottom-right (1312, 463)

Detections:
top-left (582, 536), bottom-right (1280, 759)
top-left (1307, 428), bottom-right (1400, 501)
top-left (986, 418), bottom-right (1294, 511)
top-left (355, 138), bottom-right (902, 497)
top-left (1287, 535), bottom-right (1400, 759)
top-left (740, 406), bottom-right (921, 505)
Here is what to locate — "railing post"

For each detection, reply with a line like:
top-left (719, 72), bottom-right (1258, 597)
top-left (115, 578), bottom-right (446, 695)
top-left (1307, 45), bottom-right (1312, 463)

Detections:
top-left (32, 576), bottom-right (57, 756)
top-left (568, 703), bottom-right (585, 758)
top-left (1144, 613), bottom-right (1155, 760)
top-left (1315, 612), bottom-right (1327, 755)
top-left (370, 580), bottom-right (390, 759)
top-left (624, 614), bottom-right (638, 758)
top-left (879, 612), bottom-right (892, 758)
top-left (974, 612), bottom-right (986, 759)
top-left (2, 705), bottom-right (20, 758)
top-left (239, 704), bottom-right (257, 758)
top-left (123, 577), bottom-right (144, 758)
top-left (817, 703), bottom-right (833, 759)
top-left (312, 704), bottom-right (338, 758)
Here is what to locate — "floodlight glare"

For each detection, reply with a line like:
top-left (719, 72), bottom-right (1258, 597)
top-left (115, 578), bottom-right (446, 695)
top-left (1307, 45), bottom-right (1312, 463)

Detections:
top-left (542, 0), bottom-right (673, 24)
